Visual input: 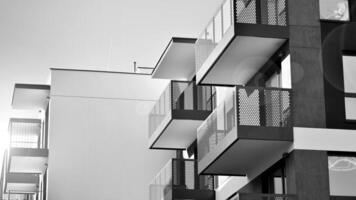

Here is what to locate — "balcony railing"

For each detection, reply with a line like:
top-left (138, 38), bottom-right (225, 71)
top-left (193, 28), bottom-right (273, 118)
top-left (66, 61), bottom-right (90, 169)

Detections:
top-left (197, 86), bottom-right (292, 162)
top-left (9, 119), bottom-right (43, 149)
top-left (149, 81), bottom-right (214, 138)
top-left (149, 159), bottom-right (214, 200)
top-left (230, 193), bottom-right (296, 200)
top-left (195, 0), bottom-right (288, 73)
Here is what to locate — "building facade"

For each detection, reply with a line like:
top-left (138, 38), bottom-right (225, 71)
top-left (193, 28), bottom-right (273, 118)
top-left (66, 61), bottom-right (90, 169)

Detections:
top-left (148, 0), bottom-right (356, 200)
top-left (1, 0), bottom-right (356, 200)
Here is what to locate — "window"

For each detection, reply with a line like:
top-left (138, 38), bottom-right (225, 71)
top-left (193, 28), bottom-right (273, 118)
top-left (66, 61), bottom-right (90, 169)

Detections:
top-left (343, 55), bottom-right (356, 120)
top-left (343, 56), bottom-right (356, 93)
top-left (265, 54), bottom-right (291, 89)
top-left (329, 155), bottom-right (356, 196)
top-left (262, 160), bottom-right (287, 194)
top-left (320, 0), bottom-right (350, 21)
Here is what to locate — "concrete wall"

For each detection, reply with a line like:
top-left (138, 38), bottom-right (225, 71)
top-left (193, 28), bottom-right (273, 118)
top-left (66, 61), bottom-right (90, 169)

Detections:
top-left (48, 69), bottom-right (175, 200)
top-left (288, 0), bottom-right (326, 128)
top-left (286, 150), bottom-right (330, 200)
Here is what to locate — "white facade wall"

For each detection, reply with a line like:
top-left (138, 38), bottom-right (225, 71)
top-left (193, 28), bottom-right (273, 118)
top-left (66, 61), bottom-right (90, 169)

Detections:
top-left (48, 69), bottom-right (175, 200)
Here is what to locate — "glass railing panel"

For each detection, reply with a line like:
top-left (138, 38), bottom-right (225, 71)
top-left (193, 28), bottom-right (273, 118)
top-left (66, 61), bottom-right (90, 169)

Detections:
top-left (223, 0), bottom-right (233, 33)
top-left (150, 159), bottom-right (214, 200)
top-left (149, 160), bottom-right (173, 200)
top-left (149, 84), bottom-right (171, 138)
top-left (197, 91), bottom-right (236, 162)
top-left (172, 81), bottom-right (214, 112)
top-left (172, 81), bottom-right (191, 110)
top-left (195, 0), bottom-right (288, 74)
top-left (236, 87), bottom-right (292, 127)
top-left (9, 120), bottom-right (41, 149)
top-left (195, 0), bottom-right (234, 73)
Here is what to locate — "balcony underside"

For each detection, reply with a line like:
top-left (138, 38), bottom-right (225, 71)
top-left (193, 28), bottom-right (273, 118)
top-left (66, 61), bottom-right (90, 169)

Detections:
top-left (149, 110), bottom-right (211, 150)
top-left (5, 173), bottom-right (39, 193)
top-left (12, 84), bottom-right (50, 110)
top-left (152, 37), bottom-right (197, 81)
top-left (172, 188), bottom-right (215, 200)
top-left (197, 24), bottom-right (288, 85)
top-left (234, 193), bottom-right (297, 200)
top-left (199, 126), bottom-right (292, 175)
top-left (9, 148), bottom-right (48, 174)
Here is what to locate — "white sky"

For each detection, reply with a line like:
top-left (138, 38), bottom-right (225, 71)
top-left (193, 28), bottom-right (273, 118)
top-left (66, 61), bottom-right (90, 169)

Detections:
top-left (0, 0), bottom-right (224, 154)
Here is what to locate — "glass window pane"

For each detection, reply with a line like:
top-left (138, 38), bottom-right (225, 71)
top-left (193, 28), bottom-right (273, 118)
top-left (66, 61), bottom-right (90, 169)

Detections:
top-left (206, 21), bottom-right (214, 42)
top-left (345, 97), bottom-right (356, 120)
top-left (214, 10), bottom-right (223, 43)
top-left (223, 0), bottom-right (232, 34)
top-left (343, 55), bottom-right (356, 93)
top-left (281, 55), bottom-right (292, 89)
top-left (329, 156), bottom-right (356, 196)
top-left (320, 0), bottom-right (350, 21)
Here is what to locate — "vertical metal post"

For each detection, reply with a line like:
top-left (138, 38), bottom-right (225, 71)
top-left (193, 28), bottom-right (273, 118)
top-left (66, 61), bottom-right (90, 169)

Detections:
top-left (193, 82), bottom-right (198, 110)
top-left (259, 88), bottom-right (267, 126)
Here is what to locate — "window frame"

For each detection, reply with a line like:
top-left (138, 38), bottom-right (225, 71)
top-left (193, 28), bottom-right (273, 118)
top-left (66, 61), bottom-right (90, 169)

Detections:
top-left (319, 0), bottom-right (351, 22)
top-left (342, 51), bottom-right (356, 122)
top-left (327, 152), bottom-right (356, 197)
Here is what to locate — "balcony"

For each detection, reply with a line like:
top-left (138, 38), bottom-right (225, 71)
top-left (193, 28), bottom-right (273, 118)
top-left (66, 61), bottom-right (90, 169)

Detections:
top-left (8, 118), bottom-right (48, 174)
top-left (12, 84), bottom-right (50, 111)
top-left (148, 81), bottom-right (214, 149)
top-left (229, 193), bottom-right (296, 200)
top-left (4, 173), bottom-right (40, 194)
top-left (195, 0), bottom-right (289, 85)
top-left (152, 37), bottom-right (197, 81)
top-left (197, 86), bottom-right (293, 175)
top-left (149, 159), bottom-right (215, 200)
top-left (2, 151), bottom-right (40, 195)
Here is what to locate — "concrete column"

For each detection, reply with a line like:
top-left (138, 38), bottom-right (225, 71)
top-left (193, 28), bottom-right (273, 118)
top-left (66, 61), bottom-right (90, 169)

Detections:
top-left (286, 150), bottom-right (330, 200)
top-left (288, 0), bottom-right (326, 128)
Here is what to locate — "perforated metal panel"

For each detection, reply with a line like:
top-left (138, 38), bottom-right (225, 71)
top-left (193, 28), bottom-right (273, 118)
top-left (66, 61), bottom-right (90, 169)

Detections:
top-left (237, 87), bottom-right (292, 127)
top-left (235, 0), bottom-right (288, 26)
top-left (236, 0), bottom-right (257, 24)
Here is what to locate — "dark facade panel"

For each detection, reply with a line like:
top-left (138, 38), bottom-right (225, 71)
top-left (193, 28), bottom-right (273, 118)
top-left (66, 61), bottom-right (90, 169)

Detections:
top-left (321, 21), bottom-right (356, 129)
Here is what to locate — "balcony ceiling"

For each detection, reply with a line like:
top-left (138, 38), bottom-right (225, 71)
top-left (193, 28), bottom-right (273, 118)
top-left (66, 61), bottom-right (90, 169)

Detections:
top-left (152, 38), bottom-right (197, 81)
top-left (202, 139), bottom-right (291, 175)
top-left (5, 173), bottom-right (39, 193)
top-left (200, 36), bottom-right (286, 85)
top-left (151, 119), bottom-right (203, 149)
top-left (12, 84), bottom-right (50, 111)
top-left (9, 148), bottom-right (49, 174)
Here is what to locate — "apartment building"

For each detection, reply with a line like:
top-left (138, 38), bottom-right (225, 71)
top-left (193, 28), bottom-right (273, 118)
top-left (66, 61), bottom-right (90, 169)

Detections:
top-left (0, 0), bottom-right (355, 200)
top-left (148, 0), bottom-right (356, 200)
top-left (0, 84), bottom-right (50, 200)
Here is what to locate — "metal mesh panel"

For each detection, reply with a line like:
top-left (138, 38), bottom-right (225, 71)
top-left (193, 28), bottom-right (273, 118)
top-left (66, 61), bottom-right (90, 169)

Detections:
top-left (235, 0), bottom-right (288, 26)
top-left (238, 89), bottom-right (260, 126)
top-left (267, 0), bottom-right (287, 25)
top-left (264, 89), bottom-right (291, 127)
top-left (236, 0), bottom-right (257, 24)
top-left (277, 0), bottom-right (287, 25)
top-left (237, 87), bottom-right (292, 127)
